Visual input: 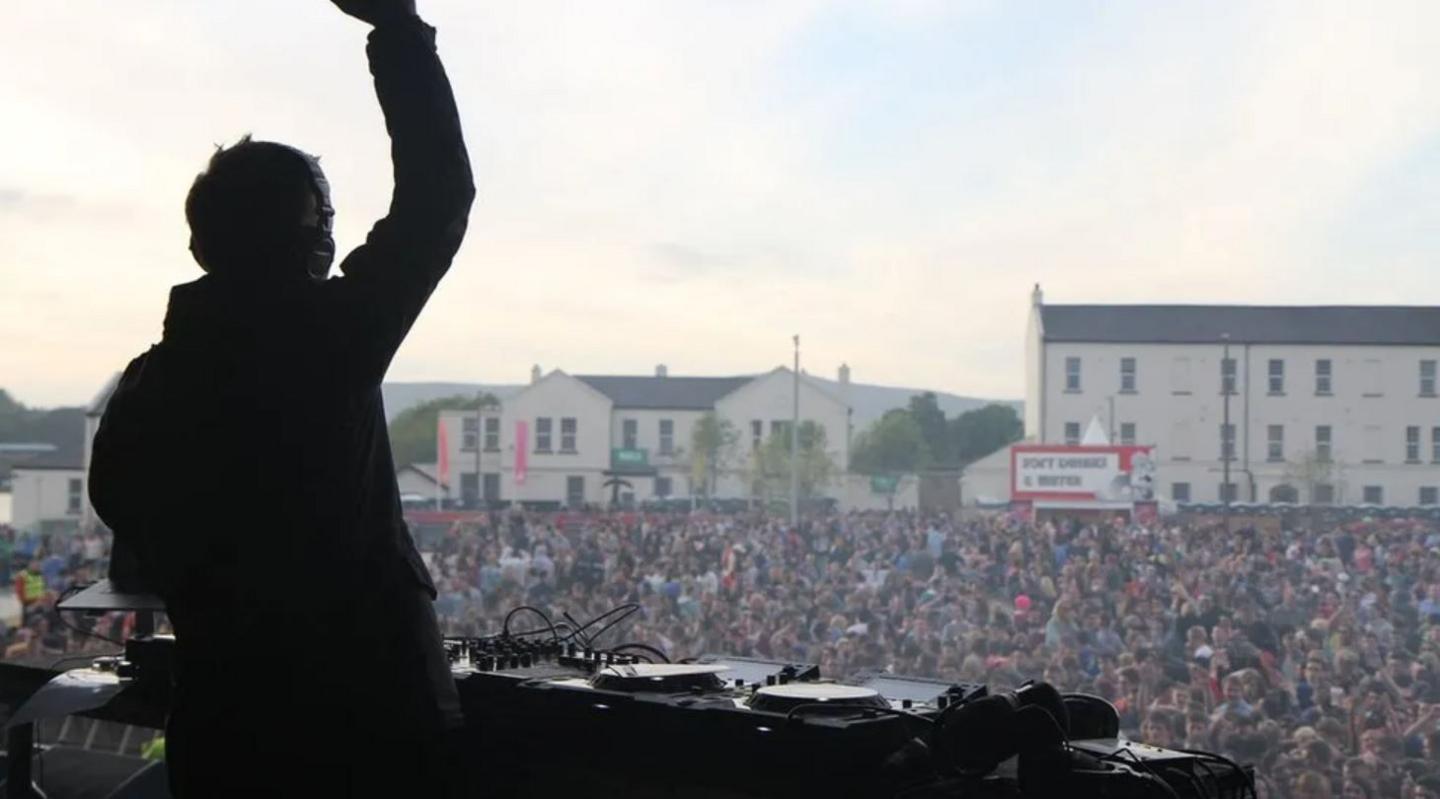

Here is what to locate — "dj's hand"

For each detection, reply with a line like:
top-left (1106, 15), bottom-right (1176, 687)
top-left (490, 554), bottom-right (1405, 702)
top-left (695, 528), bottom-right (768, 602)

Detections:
top-left (331, 0), bottom-right (418, 26)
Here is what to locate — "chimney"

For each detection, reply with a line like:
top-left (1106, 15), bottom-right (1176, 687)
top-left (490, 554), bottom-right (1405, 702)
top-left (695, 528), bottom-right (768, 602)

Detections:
top-left (1031, 283), bottom-right (1044, 308)
top-left (655, 364), bottom-right (668, 378)
top-left (531, 365), bottom-right (542, 384)
top-left (838, 363), bottom-right (851, 387)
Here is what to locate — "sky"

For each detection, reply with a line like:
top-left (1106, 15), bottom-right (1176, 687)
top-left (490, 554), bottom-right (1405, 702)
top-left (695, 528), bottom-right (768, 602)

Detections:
top-left (3, 1), bottom-right (1439, 409)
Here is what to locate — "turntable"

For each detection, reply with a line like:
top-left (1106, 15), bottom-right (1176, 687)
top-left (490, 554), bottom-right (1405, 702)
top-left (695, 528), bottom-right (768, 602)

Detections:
top-left (748, 683), bottom-right (891, 714)
top-left (589, 663), bottom-right (730, 693)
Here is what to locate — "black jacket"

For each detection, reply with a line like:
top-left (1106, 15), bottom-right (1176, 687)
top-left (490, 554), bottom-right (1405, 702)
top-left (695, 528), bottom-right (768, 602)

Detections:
top-left (89, 17), bottom-right (473, 733)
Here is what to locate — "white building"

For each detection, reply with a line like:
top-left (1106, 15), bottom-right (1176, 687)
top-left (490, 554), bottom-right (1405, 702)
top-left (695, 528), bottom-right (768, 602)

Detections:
top-left (1024, 286), bottom-right (1440, 507)
top-left (7, 377), bottom-right (117, 535)
top-left (437, 366), bottom-right (854, 508)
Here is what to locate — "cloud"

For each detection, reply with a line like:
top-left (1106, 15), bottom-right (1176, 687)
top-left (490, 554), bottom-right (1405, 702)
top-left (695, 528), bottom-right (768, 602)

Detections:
top-left (4, 1), bottom-right (1440, 407)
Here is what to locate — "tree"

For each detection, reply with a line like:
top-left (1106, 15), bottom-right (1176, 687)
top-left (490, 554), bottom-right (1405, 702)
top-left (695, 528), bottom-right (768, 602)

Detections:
top-left (753, 421), bottom-right (836, 505)
top-left (1284, 450), bottom-right (1344, 504)
top-left (907, 392), bottom-right (952, 465)
top-left (387, 392), bottom-right (499, 467)
top-left (851, 410), bottom-right (928, 475)
top-left (948, 404), bottom-right (1023, 465)
top-left (688, 412), bottom-right (737, 498)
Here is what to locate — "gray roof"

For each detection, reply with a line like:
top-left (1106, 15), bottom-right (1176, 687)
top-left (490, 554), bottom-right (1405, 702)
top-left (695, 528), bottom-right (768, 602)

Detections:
top-left (10, 443), bottom-right (83, 471)
top-left (1041, 305), bottom-right (1440, 346)
top-left (575, 375), bottom-right (754, 410)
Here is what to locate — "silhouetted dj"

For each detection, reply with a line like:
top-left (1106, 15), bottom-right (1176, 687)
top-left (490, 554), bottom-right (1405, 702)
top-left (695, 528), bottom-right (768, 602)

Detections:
top-left (88, 0), bottom-right (473, 795)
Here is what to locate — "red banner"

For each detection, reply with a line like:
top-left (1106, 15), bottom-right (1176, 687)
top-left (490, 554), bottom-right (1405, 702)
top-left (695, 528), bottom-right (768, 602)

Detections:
top-left (514, 419), bottom-right (528, 485)
top-left (436, 417), bottom-right (450, 488)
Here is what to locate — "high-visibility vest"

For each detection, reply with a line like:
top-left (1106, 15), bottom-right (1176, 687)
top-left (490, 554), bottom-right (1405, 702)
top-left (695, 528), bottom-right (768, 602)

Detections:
top-left (20, 572), bottom-right (45, 602)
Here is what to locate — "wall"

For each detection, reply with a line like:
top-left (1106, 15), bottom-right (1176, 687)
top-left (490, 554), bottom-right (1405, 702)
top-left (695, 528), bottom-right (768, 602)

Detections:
top-left (1039, 341), bottom-right (1440, 505)
top-left (714, 369), bottom-right (852, 500)
top-left (500, 372), bottom-right (613, 505)
top-left (10, 468), bottom-right (84, 533)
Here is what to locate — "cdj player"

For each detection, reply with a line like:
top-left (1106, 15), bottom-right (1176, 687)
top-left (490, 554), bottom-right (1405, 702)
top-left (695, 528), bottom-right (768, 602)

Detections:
top-left (444, 631), bottom-right (1255, 799)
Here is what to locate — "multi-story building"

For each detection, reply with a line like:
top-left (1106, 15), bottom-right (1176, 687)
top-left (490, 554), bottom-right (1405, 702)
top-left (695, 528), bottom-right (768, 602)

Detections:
top-left (437, 365), bottom-right (854, 508)
top-left (1025, 286), bottom-right (1440, 507)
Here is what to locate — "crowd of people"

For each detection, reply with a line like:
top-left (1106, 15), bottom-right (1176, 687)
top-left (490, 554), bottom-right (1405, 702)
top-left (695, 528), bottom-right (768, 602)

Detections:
top-left (423, 508), bottom-right (1440, 799)
top-left (5, 509), bottom-right (1440, 799)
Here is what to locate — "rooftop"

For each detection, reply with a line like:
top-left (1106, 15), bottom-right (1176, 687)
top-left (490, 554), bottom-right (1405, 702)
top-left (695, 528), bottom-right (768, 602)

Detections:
top-left (574, 375), bottom-right (754, 410)
top-left (1041, 305), bottom-right (1440, 346)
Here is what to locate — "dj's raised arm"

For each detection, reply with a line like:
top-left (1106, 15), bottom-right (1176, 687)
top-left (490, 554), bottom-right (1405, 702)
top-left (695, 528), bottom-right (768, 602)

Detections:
top-left (327, 0), bottom-right (476, 386)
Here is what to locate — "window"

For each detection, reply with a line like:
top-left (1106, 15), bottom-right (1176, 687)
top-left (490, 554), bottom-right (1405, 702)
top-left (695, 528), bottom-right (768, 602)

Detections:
top-left (1119, 422), bottom-right (1136, 446)
top-left (1219, 482), bottom-right (1237, 503)
top-left (1267, 359), bottom-right (1284, 394)
top-left (655, 476), bottom-right (672, 498)
top-left (566, 476), bottom-right (585, 509)
top-left (1313, 484), bottom-right (1335, 505)
top-left (1065, 357), bottom-right (1081, 392)
top-left (460, 473), bottom-right (479, 505)
top-left (622, 419), bottom-right (638, 450)
top-left (484, 417), bottom-right (500, 451)
top-left (535, 417), bottom-right (553, 452)
top-left (483, 473), bottom-right (500, 501)
top-left (1362, 485), bottom-right (1383, 505)
top-left (1172, 482), bottom-right (1191, 502)
top-left (751, 420), bottom-right (763, 450)
top-left (1267, 425), bottom-right (1284, 462)
top-left (1064, 422), bottom-right (1081, 446)
top-left (1171, 420), bottom-right (1192, 460)
top-left (1362, 425), bottom-right (1382, 463)
top-left (461, 415), bottom-right (479, 451)
top-left (1363, 359), bottom-right (1383, 396)
top-left (771, 420), bottom-right (792, 441)
top-left (1170, 357), bottom-right (1193, 394)
top-left (1407, 426), bottom-right (1421, 463)
top-left (67, 478), bottom-right (82, 514)
top-left (1316, 426), bottom-right (1332, 461)
top-left (659, 419), bottom-right (674, 455)
top-left (1221, 358), bottom-right (1237, 395)
top-left (1433, 427), bottom-right (1440, 463)
top-left (1421, 487), bottom-right (1438, 507)
top-left (1315, 359), bottom-right (1332, 395)
top-left (1423, 360), bottom-right (1437, 396)
top-left (561, 417), bottom-right (577, 453)
top-left (1120, 358), bottom-right (1136, 393)
top-left (1220, 423), bottom-right (1236, 462)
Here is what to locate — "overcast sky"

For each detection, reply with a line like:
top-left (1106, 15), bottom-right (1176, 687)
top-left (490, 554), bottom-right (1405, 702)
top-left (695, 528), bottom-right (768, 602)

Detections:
top-left (3, 1), bottom-right (1438, 408)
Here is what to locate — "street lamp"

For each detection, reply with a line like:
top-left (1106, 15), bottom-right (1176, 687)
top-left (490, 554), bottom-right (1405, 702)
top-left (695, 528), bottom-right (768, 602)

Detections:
top-left (1221, 333), bottom-right (1232, 531)
top-left (791, 335), bottom-right (800, 528)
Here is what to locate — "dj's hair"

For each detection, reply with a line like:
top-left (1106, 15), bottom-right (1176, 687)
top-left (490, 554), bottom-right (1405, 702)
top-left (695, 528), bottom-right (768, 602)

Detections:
top-left (184, 135), bottom-right (321, 275)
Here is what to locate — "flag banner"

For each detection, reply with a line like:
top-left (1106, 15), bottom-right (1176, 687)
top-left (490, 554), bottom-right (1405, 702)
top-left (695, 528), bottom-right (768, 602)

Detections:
top-left (437, 417), bottom-right (451, 488)
top-left (515, 420), bottom-right (528, 485)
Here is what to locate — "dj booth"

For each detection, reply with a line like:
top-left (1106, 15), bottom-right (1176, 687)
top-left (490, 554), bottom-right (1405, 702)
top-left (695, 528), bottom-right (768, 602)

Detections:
top-left (0, 584), bottom-right (1255, 798)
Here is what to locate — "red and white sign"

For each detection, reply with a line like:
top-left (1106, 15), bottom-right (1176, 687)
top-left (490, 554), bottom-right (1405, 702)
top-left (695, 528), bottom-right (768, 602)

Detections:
top-left (514, 420), bottom-right (528, 486)
top-left (1011, 444), bottom-right (1156, 502)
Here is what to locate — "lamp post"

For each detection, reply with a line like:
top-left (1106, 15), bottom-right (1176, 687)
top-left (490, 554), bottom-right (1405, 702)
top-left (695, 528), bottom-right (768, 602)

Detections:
top-left (791, 335), bottom-right (800, 528)
top-left (1221, 333), bottom-right (1232, 532)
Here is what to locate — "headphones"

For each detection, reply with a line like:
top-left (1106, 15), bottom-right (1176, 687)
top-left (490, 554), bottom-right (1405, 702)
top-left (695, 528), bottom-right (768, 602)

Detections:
top-left (285, 145), bottom-right (336, 281)
top-left (189, 143), bottom-right (335, 281)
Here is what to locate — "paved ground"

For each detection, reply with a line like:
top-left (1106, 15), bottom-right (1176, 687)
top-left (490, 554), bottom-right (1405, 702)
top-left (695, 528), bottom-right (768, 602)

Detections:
top-left (0, 587), bottom-right (21, 626)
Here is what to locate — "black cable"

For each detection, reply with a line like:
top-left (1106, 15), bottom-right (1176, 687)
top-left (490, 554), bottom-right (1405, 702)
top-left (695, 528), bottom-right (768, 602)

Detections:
top-left (607, 643), bottom-right (669, 663)
top-left (561, 611), bottom-right (591, 648)
top-left (1097, 749), bottom-right (1183, 799)
top-left (582, 603), bottom-right (640, 645)
top-left (501, 605), bottom-right (560, 641)
top-left (53, 585), bottom-right (124, 646)
top-left (1171, 748), bottom-right (1256, 799)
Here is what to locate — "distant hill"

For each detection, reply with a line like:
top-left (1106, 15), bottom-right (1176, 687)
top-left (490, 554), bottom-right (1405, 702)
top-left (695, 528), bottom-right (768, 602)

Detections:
top-left (382, 380), bottom-right (1020, 426)
top-left (0, 389), bottom-right (86, 483)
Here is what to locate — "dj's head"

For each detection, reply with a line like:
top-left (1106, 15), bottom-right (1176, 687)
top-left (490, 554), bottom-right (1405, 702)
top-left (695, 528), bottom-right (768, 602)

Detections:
top-left (185, 135), bottom-right (335, 281)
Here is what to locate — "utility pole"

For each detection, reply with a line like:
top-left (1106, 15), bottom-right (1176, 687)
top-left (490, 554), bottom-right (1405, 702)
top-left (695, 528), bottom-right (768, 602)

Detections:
top-left (1221, 333), bottom-right (1232, 532)
top-left (791, 335), bottom-right (800, 528)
